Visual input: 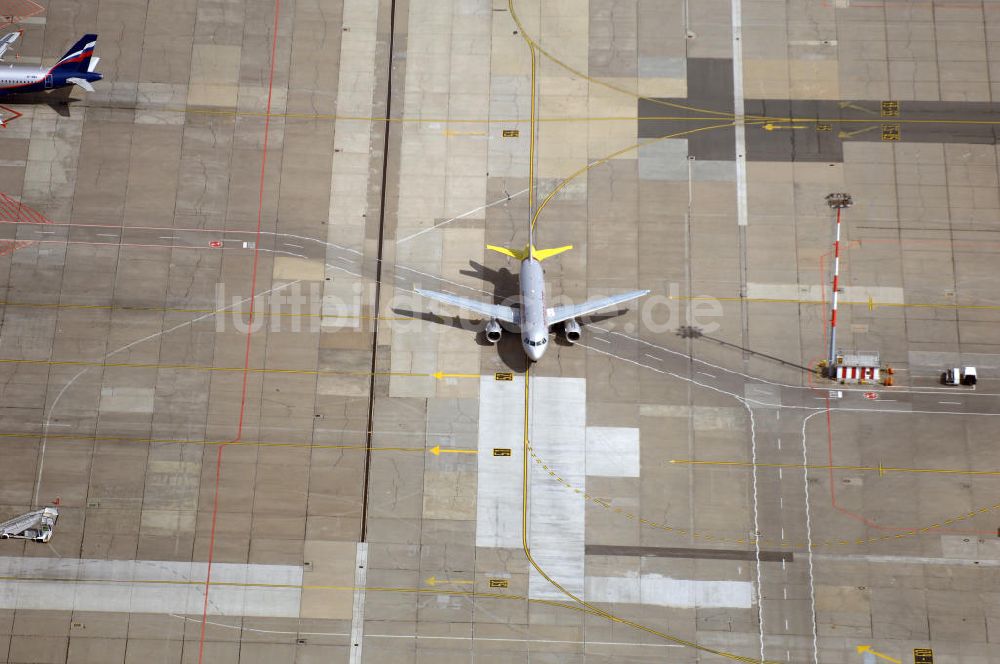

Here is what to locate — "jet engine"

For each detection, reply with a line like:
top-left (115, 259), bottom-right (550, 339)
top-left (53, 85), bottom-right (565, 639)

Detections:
top-left (485, 318), bottom-right (502, 344)
top-left (563, 318), bottom-right (581, 343)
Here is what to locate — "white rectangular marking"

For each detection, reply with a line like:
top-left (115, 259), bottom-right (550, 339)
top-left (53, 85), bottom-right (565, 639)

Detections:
top-left (0, 557), bottom-right (302, 617)
top-left (528, 377), bottom-right (586, 600)
top-left (349, 543), bottom-right (367, 664)
top-left (476, 375), bottom-right (526, 549)
top-left (586, 573), bottom-right (753, 608)
top-left (586, 426), bottom-right (640, 478)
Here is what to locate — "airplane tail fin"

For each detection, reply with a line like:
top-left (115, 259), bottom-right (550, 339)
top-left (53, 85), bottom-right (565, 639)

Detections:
top-left (486, 244), bottom-right (572, 262)
top-left (51, 34), bottom-right (97, 75)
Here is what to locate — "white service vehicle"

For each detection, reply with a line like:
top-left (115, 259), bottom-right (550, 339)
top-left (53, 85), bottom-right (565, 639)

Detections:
top-left (944, 367), bottom-right (977, 386)
top-left (0, 507), bottom-right (59, 543)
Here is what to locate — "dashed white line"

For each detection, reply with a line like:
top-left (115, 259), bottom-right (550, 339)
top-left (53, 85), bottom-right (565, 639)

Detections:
top-left (643, 353), bottom-right (663, 362)
top-left (96, 233), bottom-right (119, 238)
top-left (939, 401), bottom-right (961, 405)
top-left (284, 243), bottom-right (304, 249)
top-left (697, 371), bottom-right (716, 378)
top-left (593, 337), bottom-right (610, 344)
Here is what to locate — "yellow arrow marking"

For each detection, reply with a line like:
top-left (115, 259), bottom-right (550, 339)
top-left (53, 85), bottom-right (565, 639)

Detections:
top-left (429, 445), bottom-right (478, 456)
top-left (839, 101), bottom-right (879, 116)
top-left (856, 645), bottom-right (901, 663)
top-left (669, 459), bottom-right (1000, 477)
top-left (432, 371), bottom-right (481, 380)
top-left (838, 125), bottom-right (880, 139)
top-left (425, 576), bottom-right (474, 587)
top-left (763, 122), bottom-right (807, 131)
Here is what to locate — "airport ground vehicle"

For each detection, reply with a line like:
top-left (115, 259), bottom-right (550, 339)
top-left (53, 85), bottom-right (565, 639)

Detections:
top-left (0, 507), bottom-right (59, 542)
top-left (944, 367), bottom-right (977, 386)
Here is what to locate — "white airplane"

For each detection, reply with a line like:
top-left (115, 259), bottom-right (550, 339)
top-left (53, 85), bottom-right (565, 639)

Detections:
top-left (416, 232), bottom-right (649, 362)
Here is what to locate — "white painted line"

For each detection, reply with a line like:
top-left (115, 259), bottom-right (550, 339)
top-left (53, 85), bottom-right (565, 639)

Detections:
top-left (158, 236), bottom-right (178, 240)
top-left (348, 542), bottom-right (368, 664)
top-left (731, 0), bottom-right (748, 227)
top-left (939, 401), bottom-right (961, 405)
top-left (697, 371), bottom-right (716, 378)
top-left (643, 353), bottom-right (662, 362)
top-left (593, 337), bottom-right (610, 344)
top-left (397, 188), bottom-right (530, 243)
top-left (814, 553), bottom-right (1000, 568)
top-left (95, 234), bottom-right (119, 238)
top-left (284, 243), bottom-right (304, 249)
top-left (367, 634), bottom-right (682, 647)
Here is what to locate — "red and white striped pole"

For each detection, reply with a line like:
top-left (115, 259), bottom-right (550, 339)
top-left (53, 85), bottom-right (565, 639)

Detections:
top-left (825, 193), bottom-right (852, 374)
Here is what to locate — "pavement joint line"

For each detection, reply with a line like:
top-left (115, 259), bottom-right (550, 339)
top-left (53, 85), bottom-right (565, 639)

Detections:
top-left (670, 294), bottom-right (1000, 312)
top-left (0, 357), bottom-right (478, 379)
top-left (528, 444), bottom-right (1000, 550)
top-left (0, 432), bottom-right (435, 452)
top-left (0, 299), bottom-right (414, 319)
top-left (0, 574), bottom-right (641, 618)
top-left (669, 459), bottom-right (1000, 476)
top-left (170, 612), bottom-right (683, 646)
top-left (71, 103), bottom-right (1000, 129)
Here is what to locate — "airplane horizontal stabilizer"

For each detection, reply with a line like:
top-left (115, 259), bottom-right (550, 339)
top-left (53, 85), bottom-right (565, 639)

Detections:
top-left (67, 77), bottom-right (95, 92)
top-left (486, 244), bottom-right (527, 261)
top-left (532, 245), bottom-right (572, 261)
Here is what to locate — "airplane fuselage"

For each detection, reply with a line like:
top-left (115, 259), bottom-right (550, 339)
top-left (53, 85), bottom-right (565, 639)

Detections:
top-left (519, 257), bottom-right (550, 361)
top-left (0, 64), bottom-right (101, 95)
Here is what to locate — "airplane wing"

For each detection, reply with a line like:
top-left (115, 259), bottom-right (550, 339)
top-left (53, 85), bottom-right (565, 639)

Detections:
top-left (415, 288), bottom-right (519, 325)
top-left (546, 290), bottom-right (650, 325)
top-left (0, 32), bottom-right (19, 61)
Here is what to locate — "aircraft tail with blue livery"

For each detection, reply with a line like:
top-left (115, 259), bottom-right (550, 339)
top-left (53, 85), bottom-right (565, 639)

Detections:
top-left (0, 34), bottom-right (101, 97)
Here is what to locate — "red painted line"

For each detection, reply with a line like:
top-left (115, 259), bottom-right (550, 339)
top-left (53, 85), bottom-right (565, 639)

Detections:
top-left (197, 0), bottom-right (282, 660)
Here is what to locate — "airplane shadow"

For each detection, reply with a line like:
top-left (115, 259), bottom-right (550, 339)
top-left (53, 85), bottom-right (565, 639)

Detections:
top-left (393, 260), bottom-right (527, 372)
top-left (677, 325), bottom-right (818, 374)
top-left (2, 88), bottom-right (78, 116)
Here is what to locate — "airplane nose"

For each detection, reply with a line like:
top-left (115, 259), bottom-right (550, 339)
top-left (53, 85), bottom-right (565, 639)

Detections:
top-left (525, 344), bottom-right (542, 362)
